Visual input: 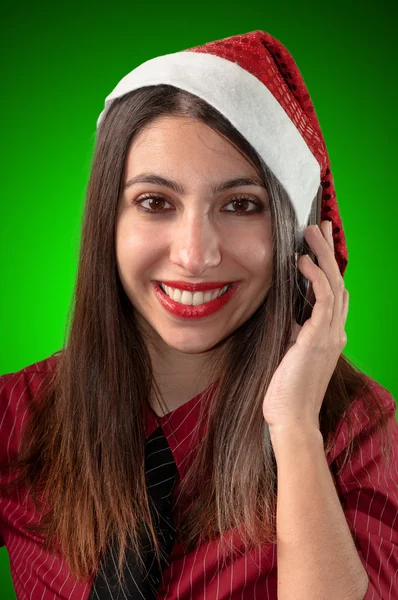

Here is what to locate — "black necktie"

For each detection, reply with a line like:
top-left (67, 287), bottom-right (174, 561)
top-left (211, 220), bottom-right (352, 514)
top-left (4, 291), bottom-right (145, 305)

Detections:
top-left (88, 425), bottom-right (179, 599)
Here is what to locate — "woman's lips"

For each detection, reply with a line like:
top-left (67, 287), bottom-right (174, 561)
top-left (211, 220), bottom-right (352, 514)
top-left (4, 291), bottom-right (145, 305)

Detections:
top-left (152, 281), bottom-right (239, 319)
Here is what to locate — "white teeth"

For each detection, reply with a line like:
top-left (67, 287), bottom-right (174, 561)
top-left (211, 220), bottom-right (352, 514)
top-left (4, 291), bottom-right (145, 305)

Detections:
top-left (159, 284), bottom-right (230, 305)
top-left (180, 290), bottom-right (194, 305)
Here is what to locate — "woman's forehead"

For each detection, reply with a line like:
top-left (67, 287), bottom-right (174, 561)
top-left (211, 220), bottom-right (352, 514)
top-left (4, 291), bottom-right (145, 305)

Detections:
top-left (125, 116), bottom-right (260, 185)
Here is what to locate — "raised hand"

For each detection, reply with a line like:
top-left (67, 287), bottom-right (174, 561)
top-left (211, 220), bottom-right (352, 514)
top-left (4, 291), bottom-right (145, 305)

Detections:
top-left (262, 221), bottom-right (349, 434)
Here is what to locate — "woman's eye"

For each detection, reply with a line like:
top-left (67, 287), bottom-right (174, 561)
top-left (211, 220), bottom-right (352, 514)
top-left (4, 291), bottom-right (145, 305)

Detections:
top-left (222, 197), bottom-right (263, 214)
top-left (135, 195), bottom-right (172, 212)
top-left (133, 194), bottom-right (265, 215)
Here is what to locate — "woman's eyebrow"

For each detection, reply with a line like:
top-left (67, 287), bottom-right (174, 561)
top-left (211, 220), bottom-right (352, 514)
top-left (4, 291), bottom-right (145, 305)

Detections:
top-left (123, 173), bottom-right (265, 195)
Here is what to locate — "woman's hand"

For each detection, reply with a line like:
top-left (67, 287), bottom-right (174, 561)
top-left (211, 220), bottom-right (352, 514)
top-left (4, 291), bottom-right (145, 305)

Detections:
top-left (262, 220), bottom-right (349, 434)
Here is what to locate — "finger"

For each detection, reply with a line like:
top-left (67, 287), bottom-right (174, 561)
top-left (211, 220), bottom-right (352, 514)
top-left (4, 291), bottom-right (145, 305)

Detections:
top-left (340, 289), bottom-right (349, 349)
top-left (321, 219), bottom-right (334, 251)
top-left (322, 223), bottom-right (349, 335)
top-left (304, 224), bottom-right (341, 292)
top-left (304, 224), bottom-right (345, 335)
top-left (298, 254), bottom-right (334, 336)
top-left (342, 289), bottom-right (349, 321)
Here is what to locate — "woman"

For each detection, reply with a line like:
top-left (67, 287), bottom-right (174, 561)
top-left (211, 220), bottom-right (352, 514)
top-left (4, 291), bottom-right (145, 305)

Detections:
top-left (0, 30), bottom-right (397, 600)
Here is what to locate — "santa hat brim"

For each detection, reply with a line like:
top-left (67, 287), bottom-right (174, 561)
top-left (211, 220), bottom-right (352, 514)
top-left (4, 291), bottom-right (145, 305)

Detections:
top-left (97, 51), bottom-right (320, 233)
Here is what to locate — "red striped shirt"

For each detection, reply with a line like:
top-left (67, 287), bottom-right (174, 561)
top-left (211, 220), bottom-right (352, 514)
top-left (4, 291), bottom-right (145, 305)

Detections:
top-left (1, 354), bottom-right (397, 599)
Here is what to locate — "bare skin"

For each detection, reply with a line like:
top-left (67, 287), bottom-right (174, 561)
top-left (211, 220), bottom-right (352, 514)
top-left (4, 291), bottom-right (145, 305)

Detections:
top-left (115, 115), bottom-right (273, 415)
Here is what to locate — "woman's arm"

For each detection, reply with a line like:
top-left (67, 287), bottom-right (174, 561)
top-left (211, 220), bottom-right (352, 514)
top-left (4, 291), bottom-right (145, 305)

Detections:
top-left (271, 425), bottom-right (369, 600)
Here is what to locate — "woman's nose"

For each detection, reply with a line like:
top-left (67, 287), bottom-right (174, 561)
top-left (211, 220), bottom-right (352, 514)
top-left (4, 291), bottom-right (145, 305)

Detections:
top-left (169, 213), bottom-right (222, 276)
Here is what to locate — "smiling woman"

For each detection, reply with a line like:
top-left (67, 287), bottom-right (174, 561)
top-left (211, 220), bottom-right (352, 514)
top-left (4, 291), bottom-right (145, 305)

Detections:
top-left (115, 115), bottom-right (273, 361)
top-left (0, 30), bottom-right (397, 600)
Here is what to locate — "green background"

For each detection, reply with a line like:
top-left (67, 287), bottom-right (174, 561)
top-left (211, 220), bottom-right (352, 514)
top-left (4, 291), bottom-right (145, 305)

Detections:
top-left (1, 0), bottom-right (397, 596)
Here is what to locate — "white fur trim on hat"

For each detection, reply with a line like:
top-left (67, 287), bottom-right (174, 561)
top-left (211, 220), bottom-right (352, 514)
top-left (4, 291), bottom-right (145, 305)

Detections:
top-left (97, 51), bottom-right (320, 232)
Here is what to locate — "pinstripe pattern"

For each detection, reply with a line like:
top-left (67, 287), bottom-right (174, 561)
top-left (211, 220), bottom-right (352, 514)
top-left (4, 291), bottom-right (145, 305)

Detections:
top-left (1, 355), bottom-right (397, 599)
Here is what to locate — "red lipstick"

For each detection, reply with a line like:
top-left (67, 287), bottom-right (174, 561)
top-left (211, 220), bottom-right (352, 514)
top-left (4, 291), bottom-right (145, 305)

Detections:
top-left (152, 281), bottom-right (239, 319)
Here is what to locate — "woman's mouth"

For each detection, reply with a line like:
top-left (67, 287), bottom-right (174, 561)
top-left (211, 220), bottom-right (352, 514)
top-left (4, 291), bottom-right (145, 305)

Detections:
top-left (152, 281), bottom-right (239, 319)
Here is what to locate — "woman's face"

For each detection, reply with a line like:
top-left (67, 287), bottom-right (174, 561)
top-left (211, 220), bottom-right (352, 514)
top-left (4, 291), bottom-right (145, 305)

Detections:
top-left (115, 115), bottom-right (273, 354)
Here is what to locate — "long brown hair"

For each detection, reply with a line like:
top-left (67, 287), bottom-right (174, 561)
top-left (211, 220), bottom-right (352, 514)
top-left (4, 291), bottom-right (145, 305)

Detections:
top-left (0, 85), bottom-right (393, 591)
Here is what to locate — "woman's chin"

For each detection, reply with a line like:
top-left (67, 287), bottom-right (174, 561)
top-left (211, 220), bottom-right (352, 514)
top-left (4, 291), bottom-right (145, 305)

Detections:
top-left (158, 332), bottom-right (220, 354)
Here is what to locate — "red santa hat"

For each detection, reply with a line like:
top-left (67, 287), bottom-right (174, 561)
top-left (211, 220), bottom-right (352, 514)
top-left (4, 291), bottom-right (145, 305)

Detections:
top-left (96, 30), bottom-right (348, 277)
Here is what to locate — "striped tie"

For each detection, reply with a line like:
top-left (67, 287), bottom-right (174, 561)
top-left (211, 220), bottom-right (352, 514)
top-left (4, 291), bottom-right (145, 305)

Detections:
top-left (88, 425), bottom-right (179, 599)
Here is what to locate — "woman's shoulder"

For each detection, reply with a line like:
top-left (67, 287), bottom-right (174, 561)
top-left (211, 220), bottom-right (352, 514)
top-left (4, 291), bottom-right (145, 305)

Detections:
top-left (350, 376), bottom-right (397, 424)
top-left (327, 375), bottom-right (397, 466)
top-left (0, 352), bottom-right (59, 409)
top-left (0, 352), bottom-right (60, 464)
top-left (1, 351), bottom-right (60, 380)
